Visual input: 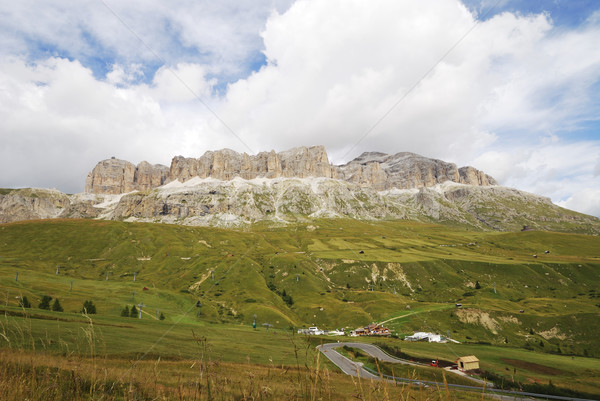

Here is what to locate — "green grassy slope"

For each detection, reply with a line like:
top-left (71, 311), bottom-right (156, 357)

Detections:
top-left (0, 218), bottom-right (599, 392)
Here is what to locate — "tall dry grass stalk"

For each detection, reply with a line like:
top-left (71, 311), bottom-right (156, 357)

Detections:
top-left (0, 313), bottom-right (496, 400)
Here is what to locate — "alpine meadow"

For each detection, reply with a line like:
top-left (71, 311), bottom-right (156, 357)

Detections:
top-left (2, 0), bottom-right (600, 399)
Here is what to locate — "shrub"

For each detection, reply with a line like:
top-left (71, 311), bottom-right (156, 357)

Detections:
top-left (51, 298), bottom-right (64, 312)
top-left (159, 313), bottom-right (165, 321)
top-left (281, 290), bottom-right (294, 306)
top-left (121, 305), bottom-right (129, 317)
top-left (475, 281), bottom-right (481, 289)
top-left (38, 295), bottom-right (52, 310)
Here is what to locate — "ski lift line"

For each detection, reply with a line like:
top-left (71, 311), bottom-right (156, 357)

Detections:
top-left (341, 0), bottom-right (503, 161)
top-left (99, 0), bottom-right (254, 155)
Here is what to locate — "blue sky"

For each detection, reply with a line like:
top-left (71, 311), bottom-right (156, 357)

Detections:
top-left (463, 0), bottom-right (599, 25)
top-left (0, 0), bottom-right (599, 217)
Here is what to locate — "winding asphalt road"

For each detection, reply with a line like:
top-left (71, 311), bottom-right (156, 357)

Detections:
top-left (317, 342), bottom-right (596, 401)
top-left (317, 342), bottom-right (421, 381)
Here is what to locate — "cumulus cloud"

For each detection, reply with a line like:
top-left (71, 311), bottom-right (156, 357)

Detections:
top-left (558, 189), bottom-right (600, 219)
top-left (216, 1), bottom-right (600, 164)
top-left (0, 0), bottom-right (599, 218)
top-left (473, 141), bottom-right (600, 211)
top-left (0, 0), bottom-right (294, 80)
top-left (0, 57), bottom-right (214, 191)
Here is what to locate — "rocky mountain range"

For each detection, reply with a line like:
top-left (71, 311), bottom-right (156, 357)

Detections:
top-left (84, 145), bottom-right (496, 194)
top-left (1, 146), bottom-right (599, 233)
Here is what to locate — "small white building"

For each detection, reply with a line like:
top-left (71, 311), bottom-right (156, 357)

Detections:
top-left (298, 326), bottom-right (324, 335)
top-left (404, 332), bottom-right (445, 343)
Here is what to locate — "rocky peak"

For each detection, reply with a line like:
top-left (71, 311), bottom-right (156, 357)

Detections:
top-left (85, 158), bottom-right (169, 194)
top-left (336, 151), bottom-right (496, 190)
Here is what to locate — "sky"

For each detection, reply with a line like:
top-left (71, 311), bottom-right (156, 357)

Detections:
top-left (0, 0), bottom-right (599, 217)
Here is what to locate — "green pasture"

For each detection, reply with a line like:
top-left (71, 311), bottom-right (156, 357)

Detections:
top-left (0, 306), bottom-right (314, 366)
top-left (0, 218), bottom-right (599, 395)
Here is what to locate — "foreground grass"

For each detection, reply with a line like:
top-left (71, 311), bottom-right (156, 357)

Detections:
top-left (0, 343), bottom-right (496, 400)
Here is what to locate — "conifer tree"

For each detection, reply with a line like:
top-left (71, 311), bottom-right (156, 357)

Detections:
top-left (130, 304), bottom-right (138, 318)
top-left (39, 295), bottom-right (52, 310)
top-left (19, 296), bottom-right (31, 308)
top-left (82, 300), bottom-right (96, 314)
top-left (121, 305), bottom-right (130, 317)
top-left (51, 298), bottom-right (64, 312)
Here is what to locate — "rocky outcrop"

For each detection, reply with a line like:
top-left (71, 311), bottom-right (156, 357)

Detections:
top-left (85, 146), bottom-right (496, 195)
top-left (458, 166), bottom-right (496, 186)
top-left (91, 179), bottom-right (598, 234)
top-left (336, 152), bottom-right (497, 190)
top-left (2, 180), bottom-right (599, 233)
top-left (0, 189), bottom-right (70, 223)
top-left (85, 158), bottom-right (169, 194)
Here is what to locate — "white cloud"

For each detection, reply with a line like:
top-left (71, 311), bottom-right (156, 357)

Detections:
top-left (216, 0), bottom-right (600, 164)
top-left (0, 0), bottom-right (294, 79)
top-left (558, 189), bottom-right (600, 218)
top-left (0, 57), bottom-right (217, 192)
top-left (0, 0), bottom-right (599, 219)
top-left (473, 141), bottom-right (600, 216)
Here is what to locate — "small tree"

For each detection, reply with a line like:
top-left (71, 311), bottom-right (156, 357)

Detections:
top-left (19, 296), bottom-right (31, 308)
top-left (130, 305), bottom-right (138, 318)
top-left (39, 295), bottom-right (52, 310)
top-left (159, 312), bottom-right (165, 321)
top-left (52, 298), bottom-right (64, 312)
top-left (475, 281), bottom-right (481, 289)
top-left (280, 289), bottom-right (294, 306)
top-left (81, 300), bottom-right (96, 314)
top-left (121, 305), bottom-right (130, 317)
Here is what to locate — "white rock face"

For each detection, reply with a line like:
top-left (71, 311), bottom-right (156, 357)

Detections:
top-left (81, 177), bottom-right (599, 233)
top-left (2, 178), bottom-right (599, 233)
top-left (84, 146), bottom-right (495, 195)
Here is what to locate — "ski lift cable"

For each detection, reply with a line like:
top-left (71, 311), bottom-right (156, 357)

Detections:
top-left (341, 0), bottom-right (504, 160)
top-left (100, 0), bottom-right (254, 155)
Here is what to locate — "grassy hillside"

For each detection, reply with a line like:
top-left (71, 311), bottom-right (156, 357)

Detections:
top-left (0, 218), bottom-right (599, 397)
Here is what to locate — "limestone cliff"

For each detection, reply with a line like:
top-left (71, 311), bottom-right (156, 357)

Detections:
top-left (168, 145), bottom-right (333, 183)
top-left (85, 146), bottom-right (495, 194)
top-left (336, 152), bottom-right (497, 190)
top-left (85, 158), bottom-right (169, 194)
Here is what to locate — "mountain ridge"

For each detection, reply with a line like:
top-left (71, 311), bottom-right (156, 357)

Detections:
top-left (84, 146), bottom-right (496, 194)
top-left (1, 146), bottom-right (598, 233)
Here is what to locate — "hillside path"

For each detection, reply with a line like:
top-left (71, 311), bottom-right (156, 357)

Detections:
top-left (377, 304), bottom-right (453, 326)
